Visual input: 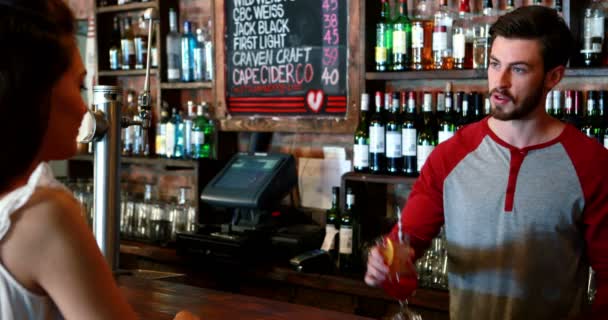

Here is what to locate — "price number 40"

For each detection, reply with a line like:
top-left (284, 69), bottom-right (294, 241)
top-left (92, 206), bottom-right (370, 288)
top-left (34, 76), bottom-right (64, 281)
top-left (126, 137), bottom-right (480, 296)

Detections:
top-left (322, 67), bottom-right (339, 86)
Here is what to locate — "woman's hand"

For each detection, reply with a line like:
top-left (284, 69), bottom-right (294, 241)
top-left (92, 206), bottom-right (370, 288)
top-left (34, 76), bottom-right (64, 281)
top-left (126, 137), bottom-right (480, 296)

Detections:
top-left (173, 310), bottom-right (200, 320)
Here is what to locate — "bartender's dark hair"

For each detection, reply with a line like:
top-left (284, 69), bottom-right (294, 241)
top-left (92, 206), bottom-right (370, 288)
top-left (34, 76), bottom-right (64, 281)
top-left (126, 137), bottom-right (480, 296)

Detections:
top-left (490, 6), bottom-right (574, 72)
top-left (0, 0), bottom-right (74, 192)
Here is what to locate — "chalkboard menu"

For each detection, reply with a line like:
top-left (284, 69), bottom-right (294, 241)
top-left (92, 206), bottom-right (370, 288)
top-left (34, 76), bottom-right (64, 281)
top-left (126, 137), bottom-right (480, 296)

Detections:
top-left (225, 0), bottom-right (348, 116)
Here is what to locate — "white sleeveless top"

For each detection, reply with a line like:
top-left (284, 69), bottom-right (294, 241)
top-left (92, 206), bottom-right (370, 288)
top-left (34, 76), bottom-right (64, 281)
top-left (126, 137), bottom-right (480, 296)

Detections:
top-left (0, 162), bottom-right (64, 320)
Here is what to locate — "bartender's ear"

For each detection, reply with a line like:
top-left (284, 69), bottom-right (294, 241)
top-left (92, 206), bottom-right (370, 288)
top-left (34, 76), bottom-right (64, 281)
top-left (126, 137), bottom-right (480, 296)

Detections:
top-left (544, 65), bottom-right (565, 91)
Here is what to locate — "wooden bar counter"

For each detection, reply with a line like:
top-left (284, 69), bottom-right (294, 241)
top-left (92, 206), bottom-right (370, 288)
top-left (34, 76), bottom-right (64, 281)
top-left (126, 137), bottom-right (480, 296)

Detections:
top-left (118, 275), bottom-right (372, 320)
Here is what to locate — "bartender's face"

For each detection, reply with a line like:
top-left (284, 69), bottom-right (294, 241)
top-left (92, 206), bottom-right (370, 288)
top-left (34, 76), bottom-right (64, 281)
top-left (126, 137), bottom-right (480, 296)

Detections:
top-left (39, 40), bottom-right (88, 161)
top-left (488, 36), bottom-right (546, 121)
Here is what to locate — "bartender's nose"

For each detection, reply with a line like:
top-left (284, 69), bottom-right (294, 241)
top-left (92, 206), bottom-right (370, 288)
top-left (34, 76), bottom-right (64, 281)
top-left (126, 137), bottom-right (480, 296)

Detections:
top-left (494, 68), bottom-right (511, 90)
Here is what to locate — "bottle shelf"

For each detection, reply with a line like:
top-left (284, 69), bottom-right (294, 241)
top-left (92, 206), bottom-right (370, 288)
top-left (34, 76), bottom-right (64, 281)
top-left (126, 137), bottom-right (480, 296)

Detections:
top-left (342, 171), bottom-right (417, 185)
top-left (98, 69), bottom-right (158, 77)
top-left (70, 154), bottom-right (199, 169)
top-left (160, 82), bottom-right (213, 90)
top-left (366, 67), bottom-right (608, 81)
top-left (96, 1), bottom-right (158, 14)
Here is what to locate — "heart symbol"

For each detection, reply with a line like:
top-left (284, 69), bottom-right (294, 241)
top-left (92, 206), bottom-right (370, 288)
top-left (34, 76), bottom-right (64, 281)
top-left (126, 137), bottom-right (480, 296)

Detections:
top-left (306, 90), bottom-right (324, 113)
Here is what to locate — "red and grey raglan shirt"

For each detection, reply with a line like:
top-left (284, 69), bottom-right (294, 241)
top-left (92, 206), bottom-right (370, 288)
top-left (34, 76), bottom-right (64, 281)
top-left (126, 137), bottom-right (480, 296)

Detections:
top-left (391, 117), bottom-right (608, 319)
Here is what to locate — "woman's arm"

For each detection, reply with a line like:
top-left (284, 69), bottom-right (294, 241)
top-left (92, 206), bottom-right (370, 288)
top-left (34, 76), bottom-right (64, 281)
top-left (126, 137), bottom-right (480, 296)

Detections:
top-left (1, 187), bottom-right (138, 320)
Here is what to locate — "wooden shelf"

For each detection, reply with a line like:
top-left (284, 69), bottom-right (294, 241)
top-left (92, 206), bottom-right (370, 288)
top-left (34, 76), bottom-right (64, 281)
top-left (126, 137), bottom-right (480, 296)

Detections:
top-left (342, 172), bottom-right (417, 185)
top-left (70, 154), bottom-right (199, 169)
top-left (160, 82), bottom-right (213, 90)
top-left (366, 67), bottom-right (608, 81)
top-left (96, 1), bottom-right (158, 14)
top-left (98, 69), bottom-right (158, 77)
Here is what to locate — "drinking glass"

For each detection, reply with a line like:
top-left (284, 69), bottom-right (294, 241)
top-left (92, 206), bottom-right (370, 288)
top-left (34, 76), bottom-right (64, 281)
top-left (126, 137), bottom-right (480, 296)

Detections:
top-left (378, 235), bottom-right (422, 320)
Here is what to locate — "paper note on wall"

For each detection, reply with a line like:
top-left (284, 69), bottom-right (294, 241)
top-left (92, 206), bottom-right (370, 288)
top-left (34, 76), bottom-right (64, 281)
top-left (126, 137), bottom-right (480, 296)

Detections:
top-left (298, 157), bottom-right (351, 209)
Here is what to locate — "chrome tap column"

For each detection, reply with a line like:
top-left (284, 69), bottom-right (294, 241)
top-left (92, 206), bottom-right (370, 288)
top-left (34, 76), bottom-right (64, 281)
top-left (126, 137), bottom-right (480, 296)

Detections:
top-left (91, 86), bottom-right (122, 271)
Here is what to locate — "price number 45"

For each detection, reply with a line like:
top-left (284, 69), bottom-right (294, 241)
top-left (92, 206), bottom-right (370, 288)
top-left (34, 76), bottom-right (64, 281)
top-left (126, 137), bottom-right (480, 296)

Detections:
top-left (322, 0), bottom-right (338, 12)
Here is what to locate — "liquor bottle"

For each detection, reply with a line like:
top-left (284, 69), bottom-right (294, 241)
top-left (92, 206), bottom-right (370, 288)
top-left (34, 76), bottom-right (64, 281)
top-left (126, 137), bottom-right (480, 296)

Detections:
top-left (354, 93), bottom-right (370, 172)
top-left (473, 92), bottom-right (485, 121)
top-left (369, 92), bottom-right (386, 174)
top-left (582, 91), bottom-right (604, 144)
top-left (554, 0), bottom-right (563, 15)
top-left (386, 92), bottom-right (403, 174)
top-left (412, 0), bottom-right (433, 70)
top-left (391, 0), bottom-right (412, 71)
top-left (109, 16), bottom-right (122, 70)
top-left (326, 186), bottom-right (340, 264)
top-left (181, 21), bottom-right (197, 82)
top-left (562, 90), bottom-right (583, 129)
top-left (193, 28), bottom-right (205, 81)
top-left (453, 0), bottom-right (473, 69)
top-left (201, 102), bottom-right (216, 159)
top-left (457, 92), bottom-right (474, 129)
top-left (375, 0), bottom-right (393, 72)
top-left (436, 92), bottom-right (446, 122)
top-left (417, 92), bottom-right (437, 173)
top-left (121, 90), bottom-right (136, 156)
top-left (165, 108), bottom-right (178, 158)
top-left (191, 103), bottom-right (207, 159)
top-left (183, 101), bottom-right (195, 158)
top-left (581, 1), bottom-right (605, 67)
top-left (134, 15), bottom-right (148, 70)
top-left (203, 23), bottom-right (214, 81)
top-left (166, 8), bottom-right (182, 82)
top-left (120, 17), bottom-right (136, 70)
top-left (339, 188), bottom-right (356, 273)
top-left (545, 91), bottom-right (554, 116)
top-left (432, 0), bottom-right (454, 70)
top-left (438, 83), bottom-right (456, 144)
top-left (552, 90), bottom-right (563, 119)
top-left (505, 0), bottom-right (515, 13)
top-left (156, 106), bottom-right (170, 157)
top-left (533, 0), bottom-right (543, 5)
top-left (402, 91), bottom-right (418, 176)
top-left (482, 0), bottom-right (496, 17)
top-left (132, 103), bottom-right (146, 156)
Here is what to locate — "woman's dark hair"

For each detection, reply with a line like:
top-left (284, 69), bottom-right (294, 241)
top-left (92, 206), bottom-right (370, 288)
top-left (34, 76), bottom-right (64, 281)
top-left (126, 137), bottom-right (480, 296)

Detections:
top-left (490, 5), bottom-right (575, 72)
top-left (0, 0), bottom-right (74, 192)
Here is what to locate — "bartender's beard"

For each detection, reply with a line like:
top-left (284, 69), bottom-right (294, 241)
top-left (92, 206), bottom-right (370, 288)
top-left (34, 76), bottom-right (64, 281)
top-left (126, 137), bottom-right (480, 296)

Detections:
top-left (490, 78), bottom-right (545, 121)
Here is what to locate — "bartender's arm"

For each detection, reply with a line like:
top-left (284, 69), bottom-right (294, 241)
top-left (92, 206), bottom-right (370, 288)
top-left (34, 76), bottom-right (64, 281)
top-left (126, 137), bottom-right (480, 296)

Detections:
top-left (580, 160), bottom-right (608, 319)
top-left (365, 150), bottom-right (446, 286)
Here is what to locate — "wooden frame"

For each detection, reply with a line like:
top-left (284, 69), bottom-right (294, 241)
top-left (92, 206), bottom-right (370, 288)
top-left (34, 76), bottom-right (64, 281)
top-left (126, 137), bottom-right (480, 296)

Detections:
top-left (212, 0), bottom-right (362, 133)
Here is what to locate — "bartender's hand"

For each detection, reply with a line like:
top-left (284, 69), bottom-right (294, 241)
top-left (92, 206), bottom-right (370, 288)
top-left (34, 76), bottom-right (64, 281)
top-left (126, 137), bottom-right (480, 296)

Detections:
top-left (173, 310), bottom-right (201, 320)
top-left (364, 246), bottom-right (390, 287)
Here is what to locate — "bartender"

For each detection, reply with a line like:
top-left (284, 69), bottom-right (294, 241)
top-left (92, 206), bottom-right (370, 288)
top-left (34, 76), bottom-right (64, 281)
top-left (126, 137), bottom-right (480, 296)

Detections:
top-left (365, 6), bottom-right (608, 319)
top-left (0, 1), bottom-right (200, 319)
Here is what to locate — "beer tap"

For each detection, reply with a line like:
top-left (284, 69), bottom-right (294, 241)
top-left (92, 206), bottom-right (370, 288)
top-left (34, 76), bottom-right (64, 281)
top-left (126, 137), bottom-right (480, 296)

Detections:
top-left (77, 8), bottom-right (158, 271)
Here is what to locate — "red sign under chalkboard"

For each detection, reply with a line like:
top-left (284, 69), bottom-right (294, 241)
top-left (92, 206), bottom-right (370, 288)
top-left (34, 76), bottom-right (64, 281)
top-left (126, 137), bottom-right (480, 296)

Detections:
top-left (225, 0), bottom-right (348, 116)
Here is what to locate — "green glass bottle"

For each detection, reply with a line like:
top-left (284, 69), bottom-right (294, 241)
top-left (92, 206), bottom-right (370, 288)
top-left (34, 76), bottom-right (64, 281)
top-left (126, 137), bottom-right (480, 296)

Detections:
top-left (401, 91), bottom-right (418, 176)
top-left (191, 103), bottom-right (207, 159)
top-left (417, 92), bottom-right (437, 173)
top-left (582, 91), bottom-right (604, 144)
top-left (339, 188), bottom-right (356, 273)
top-left (386, 92), bottom-right (402, 174)
top-left (369, 91), bottom-right (386, 174)
top-left (354, 93), bottom-right (370, 172)
top-left (201, 102), bottom-right (216, 159)
top-left (391, 0), bottom-right (412, 71)
top-left (375, 0), bottom-right (393, 72)
top-left (326, 186), bottom-right (340, 263)
top-left (438, 83), bottom-right (456, 144)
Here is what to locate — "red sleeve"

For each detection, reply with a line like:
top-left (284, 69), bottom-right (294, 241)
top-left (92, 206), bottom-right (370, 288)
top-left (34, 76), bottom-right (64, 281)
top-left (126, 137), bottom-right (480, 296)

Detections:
top-left (561, 126), bottom-right (608, 318)
top-left (389, 120), bottom-right (487, 259)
